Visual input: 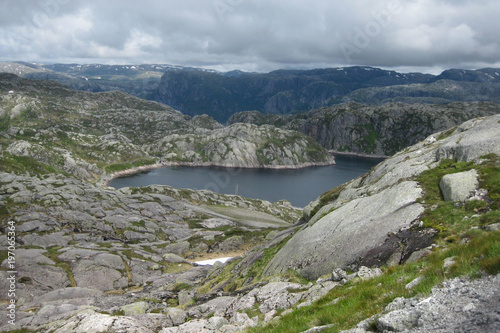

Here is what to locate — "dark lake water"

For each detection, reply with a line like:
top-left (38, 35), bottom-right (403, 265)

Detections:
top-left (109, 155), bottom-right (383, 207)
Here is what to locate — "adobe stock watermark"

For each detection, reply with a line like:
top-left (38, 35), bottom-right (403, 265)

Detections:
top-left (14, 0), bottom-right (73, 41)
top-left (213, 0), bottom-right (243, 21)
top-left (203, 168), bottom-right (243, 194)
top-left (339, 0), bottom-right (403, 63)
top-left (5, 221), bottom-right (17, 327)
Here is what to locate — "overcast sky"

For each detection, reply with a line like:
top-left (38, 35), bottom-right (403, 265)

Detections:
top-left (0, 0), bottom-right (499, 73)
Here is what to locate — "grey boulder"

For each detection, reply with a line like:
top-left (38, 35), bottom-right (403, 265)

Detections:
top-left (439, 169), bottom-right (479, 202)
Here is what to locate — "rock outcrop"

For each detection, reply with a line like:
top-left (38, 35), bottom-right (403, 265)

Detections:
top-left (263, 114), bottom-right (500, 280)
top-left (439, 169), bottom-right (479, 202)
top-left (264, 181), bottom-right (425, 279)
top-left (228, 101), bottom-right (500, 156)
top-left (342, 274), bottom-right (500, 333)
top-left (147, 123), bottom-right (335, 168)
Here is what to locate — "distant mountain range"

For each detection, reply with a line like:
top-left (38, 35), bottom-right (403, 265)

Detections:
top-left (1, 61), bottom-right (500, 122)
top-left (0, 61), bottom-right (219, 101)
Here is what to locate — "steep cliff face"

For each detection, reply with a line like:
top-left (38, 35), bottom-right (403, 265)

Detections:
top-left (153, 67), bottom-right (500, 122)
top-left (263, 114), bottom-right (500, 280)
top-left (146, 123), bottom-right (335, 168)
top-left (153, 67), bottom-right (433, 121)
top-left (228, 102), bottom-right (500, 156)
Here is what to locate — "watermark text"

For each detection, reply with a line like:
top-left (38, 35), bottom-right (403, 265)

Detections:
top-left (340, 0), bottom-right (403, 63)
top-left (5, 220), bottom-right (17, 326)
top-left (213, 0), bottom-right (243, 21)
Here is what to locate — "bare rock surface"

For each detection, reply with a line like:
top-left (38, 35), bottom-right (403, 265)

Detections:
top-left (264, 181), bottom-right (424, 279)
top-left (341, 274), bottom-right (500, 333)
top-left (265, 114), bottom-right (500, 280)
top-left (147, 123), bottom-right (335, 168)
top-left (439, 169), bottom-right (479, 202)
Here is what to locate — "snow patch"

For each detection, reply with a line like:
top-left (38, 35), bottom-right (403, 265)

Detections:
top-left (194, 257), bottom-right (232, 266)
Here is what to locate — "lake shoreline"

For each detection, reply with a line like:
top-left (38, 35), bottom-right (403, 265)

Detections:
top-left (104, 157), bottom-right (381, 207)
top-left (103, 159), bottom-right (337, 188)
top-left (330, 150), bottom-right (388, 159)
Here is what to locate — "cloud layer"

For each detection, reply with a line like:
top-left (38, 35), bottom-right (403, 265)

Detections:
top-left (1, 0), bottom-right (499, 73)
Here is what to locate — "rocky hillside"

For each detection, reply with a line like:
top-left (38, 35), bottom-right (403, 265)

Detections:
top-left (0, 112), bottom-right (498, 332)
top-left (146, 123), bottom-right (334, 168)
top-left (263, 114), bottom-right (500, 279)
top-left (228, 101), bottom-right (500, 156)
top-left (0, 73), bottom-right (332, 182)
top-left (0, 62), bottom-right (216, 101)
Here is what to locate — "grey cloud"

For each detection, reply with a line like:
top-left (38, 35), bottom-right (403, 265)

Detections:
top-left (0, 0), bottom-right (498, 72)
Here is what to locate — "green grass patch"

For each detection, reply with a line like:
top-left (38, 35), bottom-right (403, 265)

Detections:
top-left (416, 159), bottom-right (475, 204)
top-left (478, 210), bottom-right (500, 226)
top-left (0, 153), bottom-right (62, 175)
top-left (0, 250), bottom-right (8, 264)
top-left (437, 127), bottom-right (457, 141)
top-left (307, 183), bottom-right (347, 220)
top-left (197, 235), bottom-right (293, 295)
top-left (163, 263), bottom-right (193, 274)
top-left (478, 155), bottom-right (500, 209)
top-left (112, 309), bottom-right (125, 316)
top-left (131, 220), bottom-right (146, 228)
top-left (172, 282), bottom-right (194, 292)
top-left (196, 258), bottom-right (242, 295)
top-left (44, 246), bottom-right (77, 287)
top-left (0, 204), bottom-right (11, 223)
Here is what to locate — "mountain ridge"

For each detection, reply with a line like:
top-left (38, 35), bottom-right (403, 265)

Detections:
top-left (2, 61), bottom-right (500, 122)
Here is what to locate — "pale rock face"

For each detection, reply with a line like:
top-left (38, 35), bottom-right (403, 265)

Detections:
top-left (120, 301), bottom-right (149, 316)
top-left (365, 275), bottom-right (500, 333)
top-left (149, 123), bottom-right (334, 168)
top-left (264, 114), bottom-right (500, 280)
top-left (439, 169), bottom-right (479, 202)
top-left (264, 181), bottom-right (424, 279)
top-left (10, 103), bottom-right (28, 118)
top-left (6, 140), bottom-right (32, 156)
top-left (436, 115), bottom-right (500, 161)
top-left (229, 102), bottom-right (500, 157)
